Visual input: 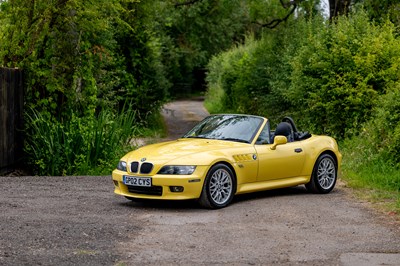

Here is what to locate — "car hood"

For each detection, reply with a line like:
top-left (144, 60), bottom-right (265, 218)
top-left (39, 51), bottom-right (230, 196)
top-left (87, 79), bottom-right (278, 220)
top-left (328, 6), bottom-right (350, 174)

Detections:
top-left (122, 138), bottom-right (248, 165)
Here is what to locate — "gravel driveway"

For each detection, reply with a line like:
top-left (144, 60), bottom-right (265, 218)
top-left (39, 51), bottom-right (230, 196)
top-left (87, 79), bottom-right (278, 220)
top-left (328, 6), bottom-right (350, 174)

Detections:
top-left (1, 100), bottom-right (399, 265)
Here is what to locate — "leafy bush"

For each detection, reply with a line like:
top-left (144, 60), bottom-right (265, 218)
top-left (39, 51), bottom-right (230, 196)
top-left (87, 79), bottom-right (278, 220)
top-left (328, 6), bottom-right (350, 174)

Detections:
top-left (206, 35), bottom-right (284, 116)
top-left (0, 0), bottom-right (170, 120)
top-left (205, 17), bottom-right (323, 126)
top-left (206, 12), bottom-right (400, 138)
top-left (350, 84), bottom-right (400, 168)
top-left (289, 12), bottom-right (400, 138)
top-left (206, 38), bottom-right (253, 114)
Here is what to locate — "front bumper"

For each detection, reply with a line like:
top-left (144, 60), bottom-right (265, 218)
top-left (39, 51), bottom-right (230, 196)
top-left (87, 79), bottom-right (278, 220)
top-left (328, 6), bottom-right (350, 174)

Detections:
top-left (112, 166), bottom-right (208, 200)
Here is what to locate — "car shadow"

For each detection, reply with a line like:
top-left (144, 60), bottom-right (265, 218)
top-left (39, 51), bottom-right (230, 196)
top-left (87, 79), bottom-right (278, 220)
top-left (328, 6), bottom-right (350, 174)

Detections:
top-left (116, 185), bottom-right (323, 210)
top-left (119, 198), bottom-right (201, 210)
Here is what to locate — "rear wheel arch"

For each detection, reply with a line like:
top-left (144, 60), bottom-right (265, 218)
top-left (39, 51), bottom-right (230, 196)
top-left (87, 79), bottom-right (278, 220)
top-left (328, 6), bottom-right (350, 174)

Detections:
top-left (305, 150), bottom-right (338, 176)
top-left (320, 150), bottom-right (338, 167)
top-left (305, 152), bottom-right (338, 194)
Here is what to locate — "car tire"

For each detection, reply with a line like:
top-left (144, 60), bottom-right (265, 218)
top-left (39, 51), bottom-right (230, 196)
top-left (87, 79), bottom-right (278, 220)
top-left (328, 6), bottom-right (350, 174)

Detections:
top-left (305, 154), bottom-right (337, 194)
top-left (198, 164), bottom-right (236, 209)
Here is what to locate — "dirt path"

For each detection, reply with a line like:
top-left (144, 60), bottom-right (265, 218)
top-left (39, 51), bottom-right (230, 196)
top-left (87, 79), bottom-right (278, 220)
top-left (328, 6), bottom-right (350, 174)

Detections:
top-left (161, 99), bottom-right (209, 139)
top-left (1, 100), bottom-right (399, 265)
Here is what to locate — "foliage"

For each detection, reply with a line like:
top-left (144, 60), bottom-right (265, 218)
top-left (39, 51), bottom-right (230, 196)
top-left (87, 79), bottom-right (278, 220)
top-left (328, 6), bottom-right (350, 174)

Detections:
top-left (359, 0), bottom-right (400, 26)
top-left (24, 106), bottom-right (141, 176)
top-left (288, 13), bottom-right (400, 138)
top-left (340, 85), bottom-right (400, 195)
top-left (114, 0), bottom-right (171, 114)
top-left (0, 0), bottom-right (170, 117)
top-left (345, 84), bottom-right (400, 168)
top-left (1, 0), bottom-right (268, 175)
top-left (1, 0), bottom-right (117, 116)
top-left (164, 0), bottom-right (252, 94)
top-left (205, 15), bottom-right (321, 126)
top-left (206, 34), bottom-right (288, 117)
top-left (0, 0), bottom-right (171, 175)
top-left (154, 0), bottom-right (313, 95)
top-left (340, 87), bottom-right (400, 210)
top-left (206, 12), bottom-right (400, 136)
top-left (372, 86), bottom-right (400, 167)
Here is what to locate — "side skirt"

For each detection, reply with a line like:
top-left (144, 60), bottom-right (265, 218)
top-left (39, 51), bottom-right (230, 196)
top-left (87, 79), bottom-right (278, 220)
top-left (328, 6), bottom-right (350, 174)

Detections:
top-left (236, 176), bottom-right (309, 195)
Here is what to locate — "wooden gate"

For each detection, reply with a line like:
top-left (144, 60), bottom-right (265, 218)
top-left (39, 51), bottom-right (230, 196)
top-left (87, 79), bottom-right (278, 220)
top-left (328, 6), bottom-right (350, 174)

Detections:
top-left (0, 67), bottom-right (24, 174)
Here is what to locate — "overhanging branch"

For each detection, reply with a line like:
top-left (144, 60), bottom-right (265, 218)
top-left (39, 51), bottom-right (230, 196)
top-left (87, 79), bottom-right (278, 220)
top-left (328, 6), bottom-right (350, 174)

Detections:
top-left (254, 0), bottom-right (301, 29)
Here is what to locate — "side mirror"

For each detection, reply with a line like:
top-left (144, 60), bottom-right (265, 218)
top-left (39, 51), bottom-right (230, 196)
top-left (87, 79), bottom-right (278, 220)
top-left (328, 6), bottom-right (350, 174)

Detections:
top-left (270, 136), bottom-right (287, 150)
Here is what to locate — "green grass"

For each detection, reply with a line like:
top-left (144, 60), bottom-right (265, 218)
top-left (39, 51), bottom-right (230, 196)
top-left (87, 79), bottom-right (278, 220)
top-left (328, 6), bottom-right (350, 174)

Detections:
top-left (340, 140), bottom-right (400, 214)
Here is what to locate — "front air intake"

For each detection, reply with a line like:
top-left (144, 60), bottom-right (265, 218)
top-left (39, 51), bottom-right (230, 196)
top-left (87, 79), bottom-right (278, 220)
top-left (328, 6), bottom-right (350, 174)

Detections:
top-left (140, 162), bottom-right (153, 174)
top-left (131, 162), bottom-right (139, 173)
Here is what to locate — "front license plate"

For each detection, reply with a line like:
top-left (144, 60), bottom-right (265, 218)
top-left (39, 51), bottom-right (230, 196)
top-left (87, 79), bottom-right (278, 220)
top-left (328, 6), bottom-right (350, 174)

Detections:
top-left (123, 176), bottom-right (152, 187)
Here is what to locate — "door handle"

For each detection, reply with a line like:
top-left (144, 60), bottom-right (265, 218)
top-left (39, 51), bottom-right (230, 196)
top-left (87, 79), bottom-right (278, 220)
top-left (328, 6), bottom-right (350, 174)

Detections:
top-left (294, 148), bottom-right (303, 153)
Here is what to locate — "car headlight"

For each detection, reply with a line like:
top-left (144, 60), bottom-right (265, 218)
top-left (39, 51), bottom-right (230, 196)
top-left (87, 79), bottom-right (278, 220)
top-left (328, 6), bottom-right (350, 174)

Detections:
top-left (158, 165), bottom-right (196, 175)
top-left (117, 161), bottom-right (127, 171)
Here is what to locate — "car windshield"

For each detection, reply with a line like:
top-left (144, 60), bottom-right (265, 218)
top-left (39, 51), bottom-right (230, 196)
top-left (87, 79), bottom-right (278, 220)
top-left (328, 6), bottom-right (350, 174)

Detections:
top-left (183, 115), bottom-right (263, 144)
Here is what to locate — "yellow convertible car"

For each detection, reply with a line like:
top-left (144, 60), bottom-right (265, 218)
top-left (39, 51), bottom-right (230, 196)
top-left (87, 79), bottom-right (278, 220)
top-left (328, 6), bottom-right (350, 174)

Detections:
top-left (112, 114), bottom-right (341, 209)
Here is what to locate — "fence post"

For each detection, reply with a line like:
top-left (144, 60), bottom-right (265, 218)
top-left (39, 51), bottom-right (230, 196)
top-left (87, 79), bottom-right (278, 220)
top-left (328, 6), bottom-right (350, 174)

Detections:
top-left (0, 67), bottom-right (24, 175)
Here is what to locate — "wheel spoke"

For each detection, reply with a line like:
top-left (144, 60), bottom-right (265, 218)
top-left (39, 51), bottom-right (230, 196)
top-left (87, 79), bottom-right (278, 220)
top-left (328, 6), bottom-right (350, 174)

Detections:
top-left (208, 168), bottom-right (233, 204)
top-left (317, 158), bottom-right (336, 190)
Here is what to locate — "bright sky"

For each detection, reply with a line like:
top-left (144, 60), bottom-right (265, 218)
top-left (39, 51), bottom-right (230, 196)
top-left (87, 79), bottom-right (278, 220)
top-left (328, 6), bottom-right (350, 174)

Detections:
top-left (320, 0), bottom-right (330, 18)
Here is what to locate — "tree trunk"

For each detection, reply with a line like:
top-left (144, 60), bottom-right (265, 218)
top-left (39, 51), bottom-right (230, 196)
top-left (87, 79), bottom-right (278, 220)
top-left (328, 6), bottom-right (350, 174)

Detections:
top-left (329, 0), bottom-right (351, 19)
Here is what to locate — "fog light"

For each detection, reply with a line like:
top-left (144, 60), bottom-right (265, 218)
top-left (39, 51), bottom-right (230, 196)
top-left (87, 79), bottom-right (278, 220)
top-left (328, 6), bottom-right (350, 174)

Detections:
top-left (170, 186), bottom-right (184, 192)
top-left (113, 180), bottom-right (119, 187)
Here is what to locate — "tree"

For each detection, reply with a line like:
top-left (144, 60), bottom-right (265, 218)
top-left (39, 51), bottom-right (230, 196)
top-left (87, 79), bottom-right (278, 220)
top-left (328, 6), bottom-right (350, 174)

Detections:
top-left (166, 0), bottom-right (251, 94)
top-left (253, 0), bottom-right (301, 29)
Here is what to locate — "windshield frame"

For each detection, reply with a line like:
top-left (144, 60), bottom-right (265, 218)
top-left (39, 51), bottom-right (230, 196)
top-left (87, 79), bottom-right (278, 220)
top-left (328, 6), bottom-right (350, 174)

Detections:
top-left (183, 114), bottom-right (265, 144)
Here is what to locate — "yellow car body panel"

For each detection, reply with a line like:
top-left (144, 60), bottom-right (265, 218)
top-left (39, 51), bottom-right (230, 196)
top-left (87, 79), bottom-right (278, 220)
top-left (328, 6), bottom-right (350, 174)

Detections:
top-left (112, 115), bottom-right (342, 205)
top-left (113, 166), bottom-right (208, 200)
top-left (255, 141), bottom-right (306, 181)
top-left (112, 138), bottom-right (260, 200)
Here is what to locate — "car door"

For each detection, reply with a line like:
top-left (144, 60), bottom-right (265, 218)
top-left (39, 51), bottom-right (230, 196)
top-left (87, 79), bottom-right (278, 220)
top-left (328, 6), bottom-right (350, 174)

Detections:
top-left (255, 141), bottom-right (306, 182)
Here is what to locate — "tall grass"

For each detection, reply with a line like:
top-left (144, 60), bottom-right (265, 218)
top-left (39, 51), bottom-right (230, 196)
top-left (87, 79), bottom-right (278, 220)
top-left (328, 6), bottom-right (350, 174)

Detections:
top-left (24, 106), bottom-right (142, 176)
top-left (340, 138), bottom-right (400, 212)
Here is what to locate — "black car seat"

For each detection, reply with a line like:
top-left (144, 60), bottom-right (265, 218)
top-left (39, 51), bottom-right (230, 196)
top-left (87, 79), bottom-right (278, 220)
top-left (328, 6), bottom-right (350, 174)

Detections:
top-left (281, 116), bottom-right (311, 141)
top-left (274, 122), bottom-right (294, 142)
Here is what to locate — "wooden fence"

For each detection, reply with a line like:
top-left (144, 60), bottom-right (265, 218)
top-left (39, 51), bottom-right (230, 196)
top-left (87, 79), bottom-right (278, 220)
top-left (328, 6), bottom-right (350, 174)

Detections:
top-left (0, 67), bottom-right (24, 174)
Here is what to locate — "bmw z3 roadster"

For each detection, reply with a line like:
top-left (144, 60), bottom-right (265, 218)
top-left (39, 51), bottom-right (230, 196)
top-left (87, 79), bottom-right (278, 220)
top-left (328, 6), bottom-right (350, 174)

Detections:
top-left (112, 114), bottom-right (342, 209)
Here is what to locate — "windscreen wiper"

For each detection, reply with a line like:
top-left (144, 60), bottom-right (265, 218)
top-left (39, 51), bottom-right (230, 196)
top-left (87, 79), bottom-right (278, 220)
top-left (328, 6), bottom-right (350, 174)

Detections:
top-left (185, 135), bottom-right (210, 139)
top-left (220, 137), bottom-right (250, 144)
